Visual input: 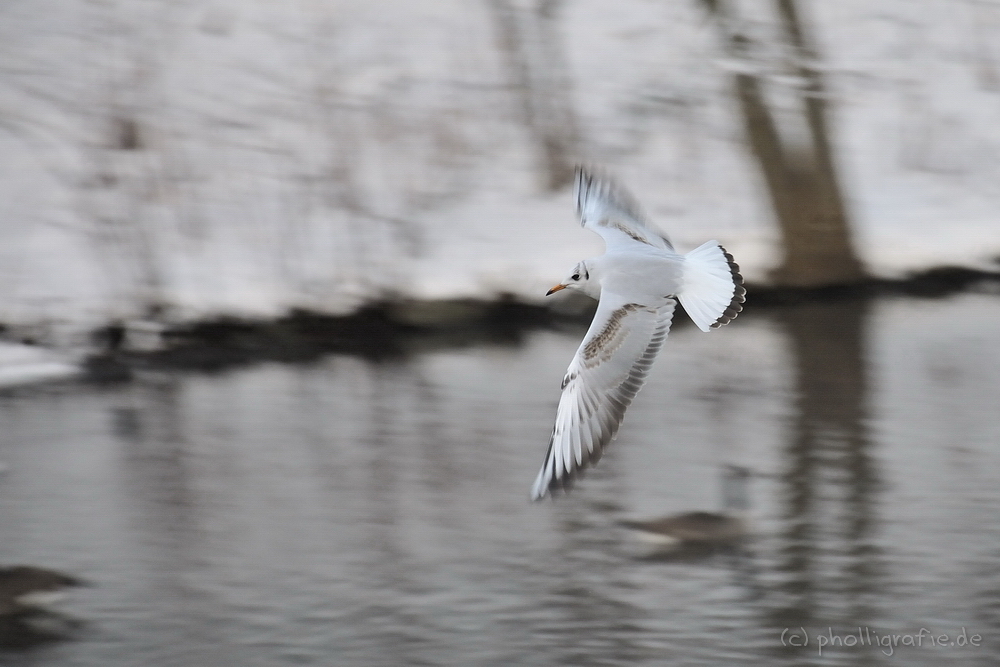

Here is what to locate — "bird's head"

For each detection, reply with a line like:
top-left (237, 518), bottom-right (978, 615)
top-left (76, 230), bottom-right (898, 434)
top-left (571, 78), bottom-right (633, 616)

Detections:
top-left (546, 261), bottom-right (597, 299)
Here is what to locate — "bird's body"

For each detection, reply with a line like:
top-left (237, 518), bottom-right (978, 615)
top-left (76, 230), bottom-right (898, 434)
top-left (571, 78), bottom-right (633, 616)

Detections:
top-left (0, 565), bottom-right (83, 648)
top-left (0, 566), bottom-right (80, 617)
top-left (589, 252), bottom-right (682, 303)
top-left (619, 512), bottom-right (747, 546)
top-left (531, 168), bottom-right (745, 500)
top-left (618, 465), bottom-right (754, 551)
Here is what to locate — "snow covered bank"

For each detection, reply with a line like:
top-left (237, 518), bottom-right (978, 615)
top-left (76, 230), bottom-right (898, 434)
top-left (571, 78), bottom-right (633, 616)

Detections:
top-left (1, 0), bottom-right (999, 332)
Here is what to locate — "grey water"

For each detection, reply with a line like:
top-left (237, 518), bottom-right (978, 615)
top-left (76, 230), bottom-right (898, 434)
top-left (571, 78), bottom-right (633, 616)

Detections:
top-left (2, 292), bottom-right (1000, 666)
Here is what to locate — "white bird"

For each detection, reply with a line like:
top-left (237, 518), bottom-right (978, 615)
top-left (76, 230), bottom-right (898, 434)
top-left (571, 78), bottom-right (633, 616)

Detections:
top-left (531, 168), bottom-right (745, 500)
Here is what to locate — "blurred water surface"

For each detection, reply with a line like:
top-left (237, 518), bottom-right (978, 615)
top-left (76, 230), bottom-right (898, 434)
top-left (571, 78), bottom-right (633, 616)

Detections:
top-left (2, 292), bottom-right (1000, 666)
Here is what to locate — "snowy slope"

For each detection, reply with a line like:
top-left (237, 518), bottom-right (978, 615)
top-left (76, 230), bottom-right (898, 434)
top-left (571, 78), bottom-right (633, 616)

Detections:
top-left (1, 0), bottom-right (998, 329)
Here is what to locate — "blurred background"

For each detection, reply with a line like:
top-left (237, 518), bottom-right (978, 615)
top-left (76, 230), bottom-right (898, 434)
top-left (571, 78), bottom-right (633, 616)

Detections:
top-left (2, 0), bottom-right (1000, 665)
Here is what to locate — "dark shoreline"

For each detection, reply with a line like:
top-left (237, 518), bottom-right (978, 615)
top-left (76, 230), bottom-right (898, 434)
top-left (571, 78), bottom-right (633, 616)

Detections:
top-left (64, 265), bottom-right (1000, 379)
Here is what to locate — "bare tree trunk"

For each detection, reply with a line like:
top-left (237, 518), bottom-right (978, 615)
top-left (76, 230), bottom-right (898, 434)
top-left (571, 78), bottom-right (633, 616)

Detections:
top-left (486, 0), bottom-right (579, 190)
top-left (701, 0), bottom-right (865, 287)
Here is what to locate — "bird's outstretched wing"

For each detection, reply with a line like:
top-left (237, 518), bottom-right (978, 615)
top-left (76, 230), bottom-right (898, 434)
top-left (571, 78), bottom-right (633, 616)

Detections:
top-left (574, 167), bottom-right (674, 252)
top-left (531, 293), bottom-right (676, 500)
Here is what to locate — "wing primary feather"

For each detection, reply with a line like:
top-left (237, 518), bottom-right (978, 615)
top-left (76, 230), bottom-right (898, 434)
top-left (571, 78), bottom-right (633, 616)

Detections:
top-left (573, 396), bottom-right (585, 466)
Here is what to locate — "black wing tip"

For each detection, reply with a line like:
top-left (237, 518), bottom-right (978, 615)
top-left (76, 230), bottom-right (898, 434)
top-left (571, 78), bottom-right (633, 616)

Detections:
top-left (574, 164), bottom-right (597, 184)
top-left (532, 461), bottom-right (597, 501)
top-left (574, 165), bottom-right (601, 222)
top-left (709, 245), bottom-right (747, 329)
top-left (531, 436), bottom-right (609, 501)
top-left (573, 167), bottom-right (586, 221)
top-left (573, 164), bottom-right (647, 226)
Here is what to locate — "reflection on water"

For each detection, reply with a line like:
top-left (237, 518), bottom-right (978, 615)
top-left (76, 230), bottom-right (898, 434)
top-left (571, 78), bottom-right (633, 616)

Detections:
top-left (1, 293), bottom-right (1000, 665)
top-left (768, 301), bottom-right (877, 634)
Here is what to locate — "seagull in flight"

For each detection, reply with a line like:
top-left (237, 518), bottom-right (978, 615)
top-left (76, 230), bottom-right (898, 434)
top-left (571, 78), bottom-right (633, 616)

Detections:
top-left (531, 168), bottom-right (745, 500)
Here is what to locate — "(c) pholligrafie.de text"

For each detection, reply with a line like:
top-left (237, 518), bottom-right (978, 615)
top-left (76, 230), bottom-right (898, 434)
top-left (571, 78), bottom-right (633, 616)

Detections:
top-left (780, 626), bottom-right (982, 656)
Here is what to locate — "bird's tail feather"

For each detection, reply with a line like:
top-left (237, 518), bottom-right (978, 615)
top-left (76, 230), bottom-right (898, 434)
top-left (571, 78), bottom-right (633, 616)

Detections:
top-left (678, 241), bottom-right (745, 332)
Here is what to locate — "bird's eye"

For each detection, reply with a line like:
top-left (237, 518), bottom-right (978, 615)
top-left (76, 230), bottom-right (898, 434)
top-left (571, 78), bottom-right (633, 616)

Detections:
top-left (571, 273), bottom-right (580, 281)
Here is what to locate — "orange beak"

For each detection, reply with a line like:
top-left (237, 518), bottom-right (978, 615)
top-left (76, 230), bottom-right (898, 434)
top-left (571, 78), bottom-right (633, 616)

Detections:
top-left (546, 284), bottom-right (567, 296)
